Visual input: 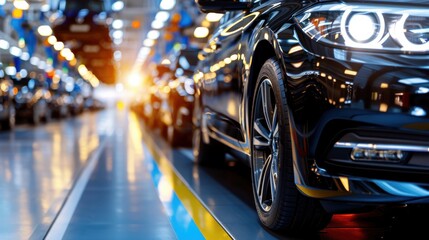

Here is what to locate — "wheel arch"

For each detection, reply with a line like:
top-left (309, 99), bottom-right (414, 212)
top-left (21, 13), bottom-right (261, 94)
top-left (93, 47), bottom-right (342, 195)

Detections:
top-left (243, 28), bottom-right (286, 153)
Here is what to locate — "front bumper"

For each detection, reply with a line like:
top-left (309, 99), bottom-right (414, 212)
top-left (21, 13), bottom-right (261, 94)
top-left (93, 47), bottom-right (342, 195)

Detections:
top-left (283, 26), bottom-right (429, 207)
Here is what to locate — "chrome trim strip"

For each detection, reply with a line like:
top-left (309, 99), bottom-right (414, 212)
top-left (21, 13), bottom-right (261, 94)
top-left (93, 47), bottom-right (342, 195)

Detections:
top-left (334, 142), bottom-right (429, 152)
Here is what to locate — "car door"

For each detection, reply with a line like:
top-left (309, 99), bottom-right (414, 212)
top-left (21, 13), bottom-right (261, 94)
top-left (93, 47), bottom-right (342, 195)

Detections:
top-left (200, 11), bottom-right (247, 142)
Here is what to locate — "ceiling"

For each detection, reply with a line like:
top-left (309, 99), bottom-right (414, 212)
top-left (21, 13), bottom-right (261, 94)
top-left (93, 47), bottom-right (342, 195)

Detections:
top-left (111, 0), bottom-right (159, 78)
top-left (1, 0), bottom-right (206, 86)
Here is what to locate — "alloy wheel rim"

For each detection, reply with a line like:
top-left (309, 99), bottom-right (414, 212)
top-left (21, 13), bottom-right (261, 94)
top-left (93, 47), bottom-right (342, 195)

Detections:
top-left (252, 79), bottom-right (279, 212)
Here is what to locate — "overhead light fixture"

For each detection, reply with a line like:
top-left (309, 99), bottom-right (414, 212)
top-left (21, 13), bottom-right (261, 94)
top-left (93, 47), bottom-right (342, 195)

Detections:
top-left (53, 41), bottom-right (64, 51)
top-left (194, 27), bottom-right (209, 38)
top-left (112, 19), bottom-right (123, 29)
top-left (112, 1), bottom-right (124, 11)
top-left (147, 30), bottom-right (160, 40)
top-left (151, 20), bottom-right (164, 29)
top-left (47, 35), bottom-right (57, 45)
top-left (112, 30), bottom-right (123, 39)
top-left (30, 56), bottom-right (39, 66)
top-left (0, 0), bottom-right (6, 6)
top-left (0, 39), bottom-right (9, 50)
top-left (38, 60), bottom-right (46, 70)
top-left (60, 48), bottom-right (72, 58)
top-left (114, 51), bottom-right (122, 61)
top-left (13, 0), bottom-right (30, 10)
top-left (137, 47), bottom-right (151, 59)
top-left (114, 38), bottom-right (122, 45)
top-left (143, 39), bottom-right (155, 47)
top-left (206, 13), bottom-right (223, 22)
top-left (160, 0), bottom-right (175, 10)
top-left (20, 52), bottom-right (30, 61)
top-left (40, 4), bottom-right (50, 12)
top-left (9, 46), bottom-right (22, 57)
top-left (155, 11), bottom-right (170, 22)
top-left (37, 25), bottom-right (53, 36)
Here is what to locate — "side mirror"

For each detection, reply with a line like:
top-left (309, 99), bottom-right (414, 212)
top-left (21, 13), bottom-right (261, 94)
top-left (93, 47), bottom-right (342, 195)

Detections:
top-left (195, 0), bottom-right (252, 13)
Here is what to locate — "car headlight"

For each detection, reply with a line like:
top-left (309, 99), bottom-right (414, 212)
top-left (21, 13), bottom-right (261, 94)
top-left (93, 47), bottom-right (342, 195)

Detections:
top-left (295, 3), bottom-right (429, 52)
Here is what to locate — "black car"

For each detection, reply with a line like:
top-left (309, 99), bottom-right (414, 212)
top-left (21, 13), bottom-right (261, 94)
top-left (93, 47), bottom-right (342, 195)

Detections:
top-left (14, 75), bottom-right (52, 125)
top-left (159, 47), bottom-right (200, 146)
top-left (193, 0), bottom-right (429, 234)
top-left (144, 64), bottom-right (173, 129)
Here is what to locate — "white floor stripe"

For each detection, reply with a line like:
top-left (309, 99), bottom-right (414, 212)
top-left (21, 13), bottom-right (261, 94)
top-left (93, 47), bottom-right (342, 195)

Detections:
top-left (44, 138), bottom-right (108, 240)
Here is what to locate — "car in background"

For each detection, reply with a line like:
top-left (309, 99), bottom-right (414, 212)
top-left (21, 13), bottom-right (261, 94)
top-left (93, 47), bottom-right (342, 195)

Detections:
top-left (159, 47), bottom-right (200, 146)
top-left (193, 0), bottom-right (429, 234)
top-left (49, 82), bottom-right (71, 118)
top-left (0, 65), bottom-right (15, 130)
top-left (84, 96), bottom-right (105, 112)
top-left (13, 74), bottom-right (52, 125)
top-left (143, 64), bottom-right (173, 129)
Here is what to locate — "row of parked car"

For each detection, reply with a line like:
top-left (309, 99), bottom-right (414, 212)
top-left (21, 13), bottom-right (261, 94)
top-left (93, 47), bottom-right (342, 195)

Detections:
top-left (130, 46), bottom-right (199, 147)
top-left (0, 64), bottom-right (104, 131)
top-left (133, 0), bottom-right (429, 236)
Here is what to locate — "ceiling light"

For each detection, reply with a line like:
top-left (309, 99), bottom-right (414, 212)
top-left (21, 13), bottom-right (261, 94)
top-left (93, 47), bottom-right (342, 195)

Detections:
top-left (194, 27), bottom-right (209, 38)
top-left (60, 48), bottom-right (72, 58)
top-left (112, 1), bottom-right (124, 11)
top-left (0, 0), bottom-right (5, 5)
top-left (20, 52), bottom-right (30, 61)
top-left (112, 19), bottom-right (123, 29)
top-left (151, 20), bottom-right (164, 29)
top-left (138, 47), bottom-right (151, 59)
top-left (206, 13), bottom-right (223, 22)
top-left (114, 51), bottom-right (122, 61)
top-left (155, 11), bottom-right (170, 22)
top-left (13, 0), bottom-right (30, 10)
top-left (147, 30), bottom-right (160, 40)
top-left (160, 0), bottom-right (175, 10)
top-left (112, 30), bottom-right (123, 39)
top-left (53, 41), bottom-right (64, 51)
top-left (143, 39), bottom-right (155, 47)
top-left (9, 46), bottom-right (22, 57)
top-left (38, 60), bottom-right (46, 70)
top-left (37, 25), bottom-right (53, 36)
top-left (30, 56), bottom-right (39, 66)
top-left (0, 39), bottom-right (9, 50)
top-left (40, 4), bottom-right (50, 12)
top-left (114, 38), bottom-right (122, 45)
top-left (65, 52), bottom-right (75, 61)
top-left (47, 35), bottom-right (57, 45)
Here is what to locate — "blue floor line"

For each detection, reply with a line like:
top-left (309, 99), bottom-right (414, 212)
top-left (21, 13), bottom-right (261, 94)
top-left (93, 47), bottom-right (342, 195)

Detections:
top-left (145, 147), bottom-right (205, 240)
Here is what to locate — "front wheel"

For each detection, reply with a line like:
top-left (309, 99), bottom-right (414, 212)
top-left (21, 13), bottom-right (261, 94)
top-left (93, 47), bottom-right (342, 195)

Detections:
top-left (250, 58), bottom-right (331, 233)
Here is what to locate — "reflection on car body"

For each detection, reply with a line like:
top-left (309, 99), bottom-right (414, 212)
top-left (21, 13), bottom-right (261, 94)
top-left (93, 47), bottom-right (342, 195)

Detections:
top-left (193, 0), bottom-right (429, 234)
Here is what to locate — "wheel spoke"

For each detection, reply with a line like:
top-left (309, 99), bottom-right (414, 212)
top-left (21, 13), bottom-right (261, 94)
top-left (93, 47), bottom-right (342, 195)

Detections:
top-left (257, 154), bottom-right (272, 207)
top-left (270, 153), bottom-right (278, 202)
top-left (254, 118), bottom-right (270, 141)
top-left (261, 81), bottom-right (273, 131)
top-left (271, 104), bottom-right (277, 133)
top-left (253, 136), bottom-right (270, 149)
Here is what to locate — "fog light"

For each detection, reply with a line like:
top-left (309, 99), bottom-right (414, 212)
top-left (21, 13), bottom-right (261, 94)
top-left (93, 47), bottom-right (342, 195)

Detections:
top-left (351, 147), bottom-right (404, 162)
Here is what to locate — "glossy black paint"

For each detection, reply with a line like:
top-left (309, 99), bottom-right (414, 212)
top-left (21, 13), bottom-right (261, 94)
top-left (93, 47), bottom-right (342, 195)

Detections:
top-left (194, 0), bottom-right (429, 212)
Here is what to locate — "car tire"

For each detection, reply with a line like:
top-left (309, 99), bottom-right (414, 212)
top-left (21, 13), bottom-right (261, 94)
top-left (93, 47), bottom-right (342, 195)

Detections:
top-left (167, 124), bottom-right (181, 147)
top-left (31, 107), bottom-right (41, 126)
top-left (250, 58), bottom-right (331, 233)
top-left (44, 108), bottom-right (52, 123)
top-left (2, 106), bottom-right (15, 130)
top-left (192, 100), bottom-right (225, 166)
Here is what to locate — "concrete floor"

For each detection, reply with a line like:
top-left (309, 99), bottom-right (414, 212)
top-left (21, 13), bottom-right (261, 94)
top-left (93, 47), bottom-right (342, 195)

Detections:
top-left (0, 107), bottom-right (426, 240)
